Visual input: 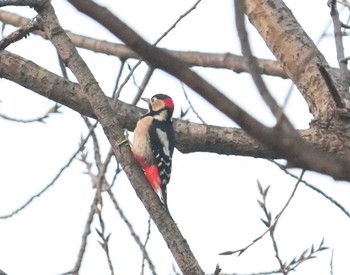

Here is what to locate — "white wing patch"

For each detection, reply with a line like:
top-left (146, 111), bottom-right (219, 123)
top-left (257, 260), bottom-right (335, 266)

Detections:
top-left (156, 128), bottom-right (170, 157)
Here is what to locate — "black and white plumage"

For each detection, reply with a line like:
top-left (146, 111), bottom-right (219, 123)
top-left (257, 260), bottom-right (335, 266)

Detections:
top-left (132, 94), bottom-right (175, 209)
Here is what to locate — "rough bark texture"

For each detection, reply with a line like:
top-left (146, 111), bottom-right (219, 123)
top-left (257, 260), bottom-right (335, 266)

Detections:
top-left (2, 50), bottom-right (348, 159)
top-left (1, 0), bottom-right (350, 273)
top-left (245, 0), bottom-right (339, 121)
top-left (33, 1), bottom-right (204, 274)
top-left (244, 0), bottom-right (350, 162)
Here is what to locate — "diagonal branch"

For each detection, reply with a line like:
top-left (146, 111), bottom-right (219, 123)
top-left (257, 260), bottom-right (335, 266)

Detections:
top-left (1, 50), bottom-right (349, 160)
top-left (34, 1), bottom-right (204, 274)
top-left (66, 0), bottom-right (350, 180)
top-left (0, 9), bottom-right (287, 78)
top-left (0, 15), bottom-right (40, 50)
top-left (244, 0), bottom-right (350, 121)
top-left (235, 0), bottom-right (293, 129)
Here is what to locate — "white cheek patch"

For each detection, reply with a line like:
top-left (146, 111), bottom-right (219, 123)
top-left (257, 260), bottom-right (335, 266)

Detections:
top-left (156, 128), bottom-right (170, 156)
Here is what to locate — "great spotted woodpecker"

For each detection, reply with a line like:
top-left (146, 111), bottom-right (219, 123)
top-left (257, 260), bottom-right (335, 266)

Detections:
top-left (132, 94), bottom-right (175, 210)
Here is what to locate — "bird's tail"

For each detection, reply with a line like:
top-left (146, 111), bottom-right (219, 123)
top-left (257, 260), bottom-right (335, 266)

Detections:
top-left (160, 184), bottom-right (168, 210)
top-left (160, 184), bottom-right (173, 219)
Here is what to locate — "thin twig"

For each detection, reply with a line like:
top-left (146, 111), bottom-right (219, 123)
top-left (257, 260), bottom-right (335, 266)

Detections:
top-left (213, 264), bottom-right (221, 275)
top-left (113, 0), bottom-right (202, 102)
top-left (0, 0), bottom-right (38, 6)
top-left (83, 117), bottom-right (102, 167)
top-left (110, 161), bottom-right (122, 188)
top-left (131, 66), bottom-right (154, 105)
top-left (0, 10), bottom-right (288, 78)
top-left (141, 216), bottom-right (153, 275)
top-left (180, 82), bottom-right (206, 124)
top-left (0, 104), bottom-right (61, 123)
top-left (219, 170), bottom-right (305, 256)
top-left (330, 249), bottom-right (335, 275)
top-left (154, 0), bottom-right (202, 45)
top-left (57, 50), bottom-right (69, 79)
top-left (59, 189), bottom-right (100, 275)
top-left (234, 0), bottom-right (294, 130)
top-left (269, 159), bottom-right (350, 219)
top-left (113, 59), bottom-right (143, 101)
top-left (0, 16), bottom-right (39, 50)
top-left (62, 119), bottom-right (113, 275)
top-left (112, 59), bottom-right (126, 98)
top-left (96, 199), bottom-right (115, 275)
top-left (107, 188), bottom-right (158, 275)
top-left (0, 121), bottom-right (98, 219)
top-left (258, 182), bottom-right (287, 274)
top-left (270, 221), bottom-right (287, 274)
top-left (329, 0), bottom-right (348, 71)
top-left (82, 117), bottom-right (115, 190)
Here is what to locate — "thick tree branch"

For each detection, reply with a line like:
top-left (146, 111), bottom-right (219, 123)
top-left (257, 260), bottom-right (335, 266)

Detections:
top-left (244, 0), bottom-right (350, 122)
top-left (64, 0), bottom-right (350, 181)
top-left (0, 10), bottom-right (287, 78)
top-left (0, 1), bottom-right (349, 178)
top-left (33, 1), bottom-right (204, 274)
top-left (235, 0), bottom-right (293, 129)
top-left (1, 50), bottom-right (345, 159)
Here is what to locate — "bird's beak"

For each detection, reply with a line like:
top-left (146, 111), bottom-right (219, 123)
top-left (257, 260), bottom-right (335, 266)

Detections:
top-left (141, 97), bottom-right (150, 104)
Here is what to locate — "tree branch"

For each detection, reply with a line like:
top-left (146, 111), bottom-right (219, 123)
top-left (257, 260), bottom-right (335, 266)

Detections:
top-left (34, 1), bottom-right (204, 274)
top-left (244, 0), bottom-right (350, 122)
top-left (1, 50), bottom-right (344, 159)
top-left (65, 0), bottom-right (350, 180)
top-left (0, 10), bottom-right (287, 78)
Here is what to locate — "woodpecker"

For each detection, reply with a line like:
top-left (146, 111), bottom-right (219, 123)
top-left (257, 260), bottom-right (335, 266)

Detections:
top-left (132, 94), bottom-right (175, 210)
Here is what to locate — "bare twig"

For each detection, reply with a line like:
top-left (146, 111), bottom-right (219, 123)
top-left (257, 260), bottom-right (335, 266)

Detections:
top-left (113, 59), bottom-right (142, 101)
top-left (329, 0), bottom-right (348, 71)
top-left (111, 59), bottom-right (126, 98)
top-left (107, 188), bottom-right (158, 275)
top-left (0, 0), bottom-right (38, 7)
top-left (110, 161), bottom-right (122, 188)
top-left (82, 117), bottom-right (102, 167)
top-left (154, 0), bottom-right (202, 45)
top-left (219, 170), bottom-right (305, 256)
top-left (57, 50), bottom-right (69, 79)
top-left (0, 121), bottom-right (98, 219)
top-left (0, 10), bottom-right (288, 79)
top-left (141, 216), bottom-right (153, 275)
top-left (60, 189), bottom-right (100, 275)
top-left (341, 21), bottom-right (350, 29)
top-left (0, 104), bottom-right (60, 123)
top-left (82, 117), bottom-right (115, 191)
top-left (338, 0), bottom-right (350, 8)
top-left (65, 0), bottom-right (350, 180)
top-left (95, 201), bottom-right (115, 275)
top-left (257, 182), bottom-right (286, 274)
top-left (330, 249), bottom-right (335, 275)
top-left (131, 66), bottom-right (154, 105)
top-left (213, 264), bottom-right (221, 275)
top-left (61, 119), bottom-right (107, 275)
top-left (0, 16), bottom-right (40, 50)
top-left (113, 0), bottom-right (202, 101)
top-left (234, 0), bottom-right (293, 129)
top-left (180, 82), bottom-right (206, 124)
top-left (269, 159), bottom-right (350, 219)
top-left (284, 239), bottom-right (328, 272)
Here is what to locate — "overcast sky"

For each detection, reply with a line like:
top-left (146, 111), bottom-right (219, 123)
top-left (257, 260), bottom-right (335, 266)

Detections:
top-left (1, 1), bottom-right (350, 275)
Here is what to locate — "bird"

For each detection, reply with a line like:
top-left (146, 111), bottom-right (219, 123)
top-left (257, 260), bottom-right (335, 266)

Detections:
top-left (132, 94), bottom-right (175, 211)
